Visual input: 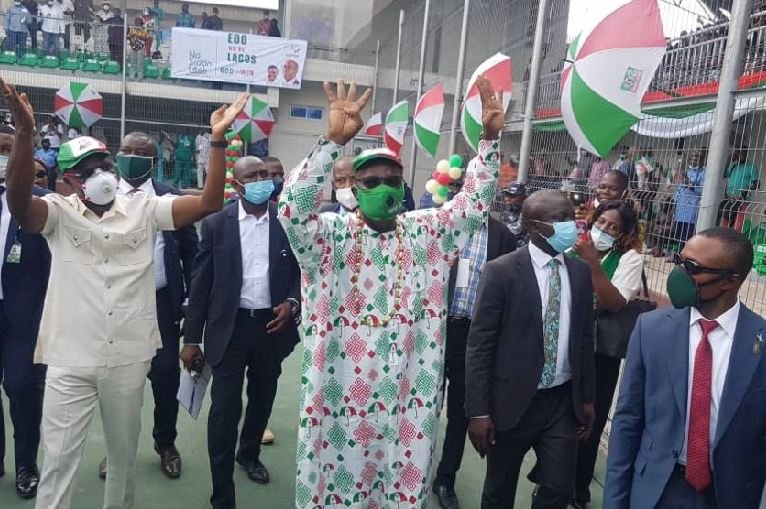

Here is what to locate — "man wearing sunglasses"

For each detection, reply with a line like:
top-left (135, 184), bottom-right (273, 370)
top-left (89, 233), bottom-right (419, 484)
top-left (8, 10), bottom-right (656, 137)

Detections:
top-left (1, 76), bottom-right (248, 509)
top-left (605, 228), bottom-right (766, 509)
top-left (278, 77), bottom-right (504, 508)
top-left (94, 132), bottom-right (199, 481)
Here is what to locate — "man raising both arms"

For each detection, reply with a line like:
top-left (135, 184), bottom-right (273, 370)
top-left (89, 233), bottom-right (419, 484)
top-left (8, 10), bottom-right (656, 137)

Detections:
top-left (278, 77), bottom-right (504, 508)
top-left (1, 77), bottom-right (248, 509)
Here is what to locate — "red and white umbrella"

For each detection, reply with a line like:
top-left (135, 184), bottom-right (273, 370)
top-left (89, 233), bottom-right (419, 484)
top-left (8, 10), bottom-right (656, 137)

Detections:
top-left (232, 96), bottom-right (275, 143)
top-left (54, 82), bottom-right (103, 128)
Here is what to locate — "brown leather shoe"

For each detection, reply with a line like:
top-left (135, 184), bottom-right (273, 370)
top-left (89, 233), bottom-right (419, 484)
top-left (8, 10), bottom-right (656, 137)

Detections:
top-left (154, 444), bottom-right (182, 479)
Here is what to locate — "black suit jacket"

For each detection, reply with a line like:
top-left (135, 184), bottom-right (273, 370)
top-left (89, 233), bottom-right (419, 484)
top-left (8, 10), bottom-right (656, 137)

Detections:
top-left (447, 215), bottom-right (516, 307)
top-left (2, 186), bottom-right (51, 340)
top-left (465, 245), bottom-right (596, 430)
top-left (152, 180), bottom-right (198, 320)
top-left (185, 201), bottom-right (301, 367)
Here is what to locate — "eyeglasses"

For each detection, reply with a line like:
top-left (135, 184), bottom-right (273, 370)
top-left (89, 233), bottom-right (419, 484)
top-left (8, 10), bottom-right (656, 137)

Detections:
top-left (356, 176), bottom-right (403, 190)
top-left (672, 253), bottom-right (736, 277)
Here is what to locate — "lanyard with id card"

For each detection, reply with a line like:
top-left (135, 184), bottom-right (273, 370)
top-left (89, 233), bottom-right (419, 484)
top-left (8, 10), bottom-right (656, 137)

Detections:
top-left (6, 229), bottom-right (21, 264)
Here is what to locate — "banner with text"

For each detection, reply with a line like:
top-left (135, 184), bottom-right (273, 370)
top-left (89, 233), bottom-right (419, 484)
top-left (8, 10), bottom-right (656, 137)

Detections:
top-left (170, 28), bottom-right (308, 89)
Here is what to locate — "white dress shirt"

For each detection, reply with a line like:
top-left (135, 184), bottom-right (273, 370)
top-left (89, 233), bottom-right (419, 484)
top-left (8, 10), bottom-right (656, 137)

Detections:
top-left (37, 192), bottom-right (176, 367)
top-left (529, 242), bottom-right (572, 388)
top-left (0, 189), bottom-right (11, 300)
top-left (117, 179), bottom-right (167, 290)
top-left (680, 300), bottom-right (740, 464)
top-left (238, 200), bottom-right (271, 309)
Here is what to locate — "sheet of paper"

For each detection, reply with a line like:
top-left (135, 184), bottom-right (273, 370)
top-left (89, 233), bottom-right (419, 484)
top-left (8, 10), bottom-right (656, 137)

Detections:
top-left (456, 258), bottom-right (471, 288)
top-left (177, 364), bottom-right (212, 420)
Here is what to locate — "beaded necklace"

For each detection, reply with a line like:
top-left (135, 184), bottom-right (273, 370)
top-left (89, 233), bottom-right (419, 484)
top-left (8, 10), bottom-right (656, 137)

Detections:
top-left (351, 210), bottom-right (406, 327)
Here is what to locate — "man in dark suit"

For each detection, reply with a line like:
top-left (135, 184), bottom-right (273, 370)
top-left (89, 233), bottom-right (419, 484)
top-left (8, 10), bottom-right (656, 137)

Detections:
top-left (465, 189), bottom-right (596, 509)
top-left (182, 156), bottom-right (301, 509)
top-left (0, 124), bottom-right (51, 498)
top-left (605, 228), bottom-right (766, 509)
top-left (433, 211), bottom-right (516, 509)
top-left (97, 131), bottom-right (198, 479)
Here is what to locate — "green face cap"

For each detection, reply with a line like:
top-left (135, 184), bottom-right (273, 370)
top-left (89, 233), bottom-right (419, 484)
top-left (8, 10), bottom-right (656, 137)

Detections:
top-left (58, 136), bottom-right (110, 172)
top-left (352, 148), bottom-right (403, 172)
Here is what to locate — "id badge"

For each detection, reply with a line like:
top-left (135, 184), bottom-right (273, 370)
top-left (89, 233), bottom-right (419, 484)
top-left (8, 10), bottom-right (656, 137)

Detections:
top-left (5, 241), bottom-right (21, 264)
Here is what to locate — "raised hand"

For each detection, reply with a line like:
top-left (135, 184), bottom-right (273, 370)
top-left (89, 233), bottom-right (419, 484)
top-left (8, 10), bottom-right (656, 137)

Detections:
top-left (477, 76), bottom-right (505, 140)
top-left (323, 80), bottom-right (373, 146)
top-left (0, 77), bottom-right (35, 132)
top-left (210, 92), bottom-right (249, 137)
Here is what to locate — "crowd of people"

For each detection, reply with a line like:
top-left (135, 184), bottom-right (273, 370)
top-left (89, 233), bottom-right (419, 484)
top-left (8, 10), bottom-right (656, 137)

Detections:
top-left (1, 1), bottom-right (281, 69)
top-left (0, 68), bottom-right (764, 509)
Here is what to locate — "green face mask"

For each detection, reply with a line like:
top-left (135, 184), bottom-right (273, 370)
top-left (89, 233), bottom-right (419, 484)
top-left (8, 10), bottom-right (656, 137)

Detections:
top-left (355, 184), bottom-right (404, 222)
top-left (666, 265), bottom-right (727, 309)
top-left (116, 154), bottom-right (154, 180)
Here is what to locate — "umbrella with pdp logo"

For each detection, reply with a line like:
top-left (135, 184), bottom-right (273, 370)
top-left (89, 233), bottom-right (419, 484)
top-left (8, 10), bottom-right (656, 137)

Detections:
top-left (232, 96), bottom-right (275, 143)
top-left (54, 82), bottom-right (104, 128)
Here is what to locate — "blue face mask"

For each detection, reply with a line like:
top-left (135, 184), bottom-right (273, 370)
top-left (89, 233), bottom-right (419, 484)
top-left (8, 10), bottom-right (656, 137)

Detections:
top-left (537, 220), bottom-right (578, 253)
top-left (239, 179), bottom-right (274, 205)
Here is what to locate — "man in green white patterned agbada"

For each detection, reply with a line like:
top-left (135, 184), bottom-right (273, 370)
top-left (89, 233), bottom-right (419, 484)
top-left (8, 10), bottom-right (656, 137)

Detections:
top-left (278, 79), bottom-right (506, 509)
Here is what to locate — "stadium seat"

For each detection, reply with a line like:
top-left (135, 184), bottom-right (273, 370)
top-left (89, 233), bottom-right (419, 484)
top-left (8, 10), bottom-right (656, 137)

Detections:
top-left (0, 51), bottom-right (17, 65)
top-left (82, 58), bottom-right (101, 72)
top-left (40, 56), bottom-right (59, 68)
top-left (144, 64), bottom-right (160, 79)
top-left (102, 60), bottom-right (121, 74)
top-left (18, 53), bottom-right (39, 67)
top-left (161, 67), bottom-right (173, 80)
top-left (60, 57), bottom-right (80, 71)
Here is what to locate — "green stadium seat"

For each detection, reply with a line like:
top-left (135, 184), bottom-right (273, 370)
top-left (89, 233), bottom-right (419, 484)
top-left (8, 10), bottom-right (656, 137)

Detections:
top-left (161, 67), bottom-right (173, 80)
top-left (144, 64), bottom-right (160, 79)
top-left (82, 58), bottom-right (101, 72)
top-left (35, 49), bottom-right (44, 59)
top-left (40, 56), bottom-right (59, 68)
top-left (60, 57), bottom-right (80, 71)
top-left (18, 53), bottom-right (39, 67)
top-left (102, 60), bottom-right (121, 74)
top-left (58, 49), bottom-right (70, 60)
top-left (0, 51), bottom-right (17, 65)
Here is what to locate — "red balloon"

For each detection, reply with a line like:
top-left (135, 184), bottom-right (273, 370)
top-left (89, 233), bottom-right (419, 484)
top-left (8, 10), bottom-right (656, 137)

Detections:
top-left (436, 172), bottom-right (452, 185)
top-left (432, 170), bottom-right (441, 180)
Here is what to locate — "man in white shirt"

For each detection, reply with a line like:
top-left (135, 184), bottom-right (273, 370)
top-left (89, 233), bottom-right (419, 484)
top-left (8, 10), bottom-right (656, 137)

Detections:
top-left (182, 156), bottom-right (301, 508)
top-left (605, 228), bottom-right (766, 509)
top-left (39, 0), bottom-right (63, 56)
top-left (195, 130), bottom-right (210, 189)
top-left (92, 132), bottom-right (198, 481)
top-left (57, 0), bottom-right (74, 51)
top-left (40, 116), bottom-right (63, 149)
top-left (465, 189), bottom-right (596, 509)
top-left (1, 77), bottom-right (248, 509)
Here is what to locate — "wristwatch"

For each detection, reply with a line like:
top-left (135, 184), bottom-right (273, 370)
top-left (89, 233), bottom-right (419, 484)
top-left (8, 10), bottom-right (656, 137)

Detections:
top-left (286, 298), bottom-right (300, 317)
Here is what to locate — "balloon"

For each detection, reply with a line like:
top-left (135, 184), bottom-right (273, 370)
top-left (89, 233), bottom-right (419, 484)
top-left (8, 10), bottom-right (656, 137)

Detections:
top-left (448, 167), bottom-right (463, 180)
top-left (436, 160), bottom-right (450, 173)
top-left (432, 193), bottom-right (446, 205)
top-left (425, 179), bottom-right (439, 194)
top-left (436, 172), bottom-right (452, 185)
top-left (436, 185), bottom-right (449, 198)
top-left (449, 154), bottom-right (464, 168)
top-left (431, 170), bottom-right (441, 180)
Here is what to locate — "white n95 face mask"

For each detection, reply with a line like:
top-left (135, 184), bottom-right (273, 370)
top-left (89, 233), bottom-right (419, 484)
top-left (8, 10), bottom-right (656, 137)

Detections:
top-left (336, 187), bottom-right (358, 211)
top-left (82, 169), bottom-right (118, 205)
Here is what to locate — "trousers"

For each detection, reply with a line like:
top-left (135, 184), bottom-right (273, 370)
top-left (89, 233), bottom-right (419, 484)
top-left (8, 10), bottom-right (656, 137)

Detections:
top-left (35, 361), bottom-right (151, 509)
top-left (148, 287), bottom-right (181, 449)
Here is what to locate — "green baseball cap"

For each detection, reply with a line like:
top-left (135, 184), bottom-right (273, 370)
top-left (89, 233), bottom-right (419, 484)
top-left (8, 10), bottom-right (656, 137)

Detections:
top-left (58, 136), bottom-right (110, 172)
top-left (352, 148), bottom-right (403, 172)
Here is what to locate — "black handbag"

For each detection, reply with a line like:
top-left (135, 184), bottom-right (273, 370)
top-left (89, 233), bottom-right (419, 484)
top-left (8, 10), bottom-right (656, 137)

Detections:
top-left (595, 271), bottom-right (657, 358)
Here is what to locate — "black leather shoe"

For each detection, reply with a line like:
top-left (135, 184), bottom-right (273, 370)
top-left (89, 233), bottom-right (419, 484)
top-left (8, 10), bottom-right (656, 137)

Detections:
top-left (432, 481), bottom-right (460, 509)
top-left (235, 452), bottom-right (269, 484)
top-left (98, 457), bottom-right (107, 480)
top-left (154, 443), bottom-right (182, 479)
top-left (16, 466), bottom-right (39, 499)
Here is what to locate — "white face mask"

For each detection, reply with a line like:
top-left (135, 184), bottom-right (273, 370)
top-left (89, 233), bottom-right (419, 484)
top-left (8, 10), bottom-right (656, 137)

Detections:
top-left (336, 187), bottom-right (358, 211)
top-left (590, 226), bottom-right (616, 252)
top-left (0, 154), bottom-right (8, 181)
top-left (82, 169), bottom-right (118, 205)
top-left (102, 4), bottom-right (110, 11)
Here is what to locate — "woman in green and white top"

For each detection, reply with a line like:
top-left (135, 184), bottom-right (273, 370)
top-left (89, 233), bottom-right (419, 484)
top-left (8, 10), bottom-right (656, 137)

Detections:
top-left (571, 200), bottom-right (644, 508)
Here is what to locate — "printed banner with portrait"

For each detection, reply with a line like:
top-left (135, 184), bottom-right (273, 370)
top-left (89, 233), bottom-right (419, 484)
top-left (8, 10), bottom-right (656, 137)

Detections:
top-left (170, 27), bottom-right (308, 89)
